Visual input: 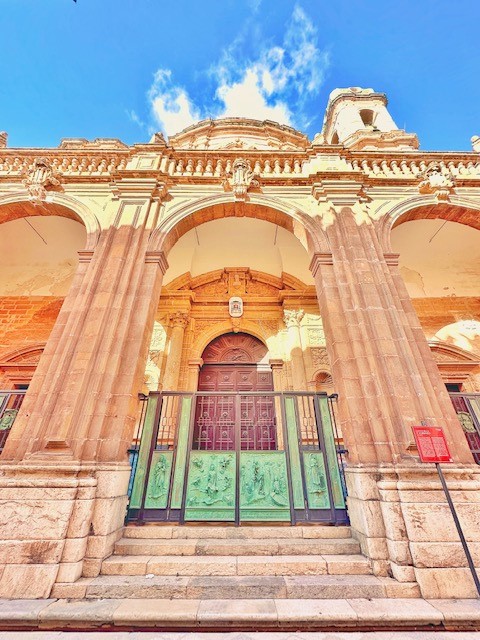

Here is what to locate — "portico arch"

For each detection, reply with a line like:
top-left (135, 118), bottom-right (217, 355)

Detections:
top-left (150, 194), bottom-right (327, 256)
top-left (378, 195), bottom-right (480, 253)
top-left (0, 191), bottom-right (101, 250)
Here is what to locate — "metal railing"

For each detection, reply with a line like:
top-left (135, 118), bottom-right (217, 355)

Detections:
top-left (0, 390), bottom-right (26, 452)
top-left (449, 392), bottom-right (480, 464)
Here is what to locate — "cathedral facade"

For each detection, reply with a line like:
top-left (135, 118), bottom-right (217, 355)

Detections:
top-left (0, 87), bottom-right (479, 605)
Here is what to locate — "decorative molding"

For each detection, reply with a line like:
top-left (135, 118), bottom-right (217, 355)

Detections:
top-left (21, 158), bottom-right (61, 203)
top-left (145, 251), bottom-right (169, 274)
top-left (222, 158), bottom-right (260, 201)
top-left (78, 250), bottom-right (94, 263)
top-left (383, 252), bottom-right (400, 267)
top-left (169, 311), bottom-right (190, 329)
top-left (283, 309), bottom-right (305, 328)
top-left (309, 252), bottom-right (334, 276)
top-left (418, 163), bottom-right (456, 201)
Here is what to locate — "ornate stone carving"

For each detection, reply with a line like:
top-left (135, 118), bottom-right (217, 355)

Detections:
top-left (22, 158), bottom-right (61, 203)
top-left (283, 309), bottom-right (305, 328)
top-left (169, 311), bottom-right (190, 329)
top-left (418, 163), bottom-right (455, 201)
top-left (311, 347), bottom-right (330, 367)
top-left (222, 158), bottom-right (259, 201)
top-left (307, 327), bottom-right (326, 347)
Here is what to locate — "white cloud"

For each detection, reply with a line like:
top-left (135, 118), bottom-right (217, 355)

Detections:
top-left (146, 4), bottom-right (329, 136)
top-left (216, 68), bottom-right (292, 124)
top-left (148, 69), bottom-right (200, 137)
top-left (126, 109), bottom-right (146, 129)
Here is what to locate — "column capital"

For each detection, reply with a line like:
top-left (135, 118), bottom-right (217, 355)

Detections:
top-left (283, 309), bottom-right (305, 328)
top-left (312, 179), bottom-right (366, 207)
top-left (187, 358), bottom-right (203, 369)
top-left (145, 251), bottom-right (169, 274)
top-left (111, 178), bottom-right (168, 201)
top-left (309, 252), bottom-right (334, 276)
top-left (169, 310), bottom-right (190, 329)
top-left (269, 358), bottom-right (284, 369)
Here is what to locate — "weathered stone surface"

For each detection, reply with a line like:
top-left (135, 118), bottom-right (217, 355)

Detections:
top-left (0, 540), bottom-right (63, 564)
top-left (113, 598), bottom-right (200, 625)
top-left (410, 541), bottom-right (480, 568)
top-left (415, 567), bottom-right (480, 599)
top-left (284, 575), bottom-right (388, 599)
top-left (197, 598), bottom-right (277, 624)
top-left (0, 499), bottom-right (73, 540)
top-left (186, 576), bottom-right (287, 599)
top-left (50, 578), bottom-right (93, 599)
top-left (148, 555), bottom-right (237, 576)
top-left (428, 598), bottom-right (480, 623)
top-left (0, 599), bottom-right (55, 622)
top-left (346, 597), bottom-right (444, 625)
top-left (237, 555), bottom-right (327, 576)
top-left (86, 575), bottom-right (189, 599)
top-left (275, 597), bottom-right (358, 623)
top-left (38, 599), bottom-right (121, 626)
top-left (0, 564), bottom-right (58, 598)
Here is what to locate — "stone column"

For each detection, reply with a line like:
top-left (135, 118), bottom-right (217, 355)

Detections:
top-left (283, 309), bottom-right (308, 391)
top-left (309, 182), bottom-right (479, 597)
top-left (0, 180), bottom-right (169, 595)
top-left (186, 358), bottom-right (203, 392)
top-left (269, 358), bottom-right (285, 392)
top-left (162, 311), bottom-right (190, 391)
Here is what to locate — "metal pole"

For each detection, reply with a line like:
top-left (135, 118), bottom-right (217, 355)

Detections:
top-left (436, 463), bottom-right (480, 597)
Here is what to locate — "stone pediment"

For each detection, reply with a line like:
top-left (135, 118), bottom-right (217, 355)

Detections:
top-left (429, 340), bottom-right (480, 364)
top-left (165, 268), bottom-right (308, 298)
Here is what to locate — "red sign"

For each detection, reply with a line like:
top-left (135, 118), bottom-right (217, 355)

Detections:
top-left (412, 426), bottom-right (452, 463)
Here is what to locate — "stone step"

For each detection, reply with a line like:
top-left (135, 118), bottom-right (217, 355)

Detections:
top-left (123, 524), bottom-right (352, 540)
top-left (102, 554), bottom-right (372, 577)
top-left (84, 574), bottom-right (420, 600)
top-left (114, 536), bottom-right (361, 556)
top-left (8, 596), bottom-right (476, 632)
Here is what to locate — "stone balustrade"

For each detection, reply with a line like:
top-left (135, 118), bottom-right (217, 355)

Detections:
top-left (0, 150), bottom-right (479, 182)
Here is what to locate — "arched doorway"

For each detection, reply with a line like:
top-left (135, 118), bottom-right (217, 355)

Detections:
top-left (128, 331), bottom-right (347, 526)
top-left (194, 333), bottom-right (275, 451)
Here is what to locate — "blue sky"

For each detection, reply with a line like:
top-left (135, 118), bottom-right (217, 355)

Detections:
top-left (1, 0), bottom-right (479, 150)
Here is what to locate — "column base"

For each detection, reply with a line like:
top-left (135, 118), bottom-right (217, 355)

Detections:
top-left (345, 463), bottom-right (480, 598)
top-left (0, 460), bottom-right (130, 597)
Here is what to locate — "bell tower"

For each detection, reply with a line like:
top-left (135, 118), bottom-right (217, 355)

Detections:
top-left (318, 87), bottom-right (418, 150)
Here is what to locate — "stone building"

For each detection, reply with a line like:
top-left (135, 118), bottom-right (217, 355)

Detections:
top-left (0, 87), bottom-right (479, 612)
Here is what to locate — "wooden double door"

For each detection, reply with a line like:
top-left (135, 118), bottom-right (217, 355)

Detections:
top-left (194, 362), bottom-right (275, 451)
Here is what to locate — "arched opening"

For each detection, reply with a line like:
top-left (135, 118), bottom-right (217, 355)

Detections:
top-left (359, 108), bottom-right (375, 127)
top-left (193, 332), bottom-right (275, 451)
top-left (391, 204), bottom-right (480, 461)
top-left (129, 203), bottom-right (347, 526)
top-left (144, 210), bottom-right (329, 397)
top-left (0, 202), bottom-right (88, 448)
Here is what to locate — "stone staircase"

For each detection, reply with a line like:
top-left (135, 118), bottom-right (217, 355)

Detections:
top-left (55, 524), bottom-right (420, 601)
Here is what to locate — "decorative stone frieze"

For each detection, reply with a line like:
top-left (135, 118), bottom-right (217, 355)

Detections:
top-left (418, 163), bottom-right (456, 201)
top-left (222, 157), bottom-right (260, 200)
top-left (21, 157), bottom-right (61, 203)
top-left (283, 309), bottom-right (305, 327)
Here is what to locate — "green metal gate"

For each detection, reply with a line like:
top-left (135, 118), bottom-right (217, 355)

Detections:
top-left (127, 392), bottom-right (347, 525)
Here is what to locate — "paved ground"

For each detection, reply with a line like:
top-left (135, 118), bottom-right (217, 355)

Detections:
top-left (1, 632), bottom-right (480, 639)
